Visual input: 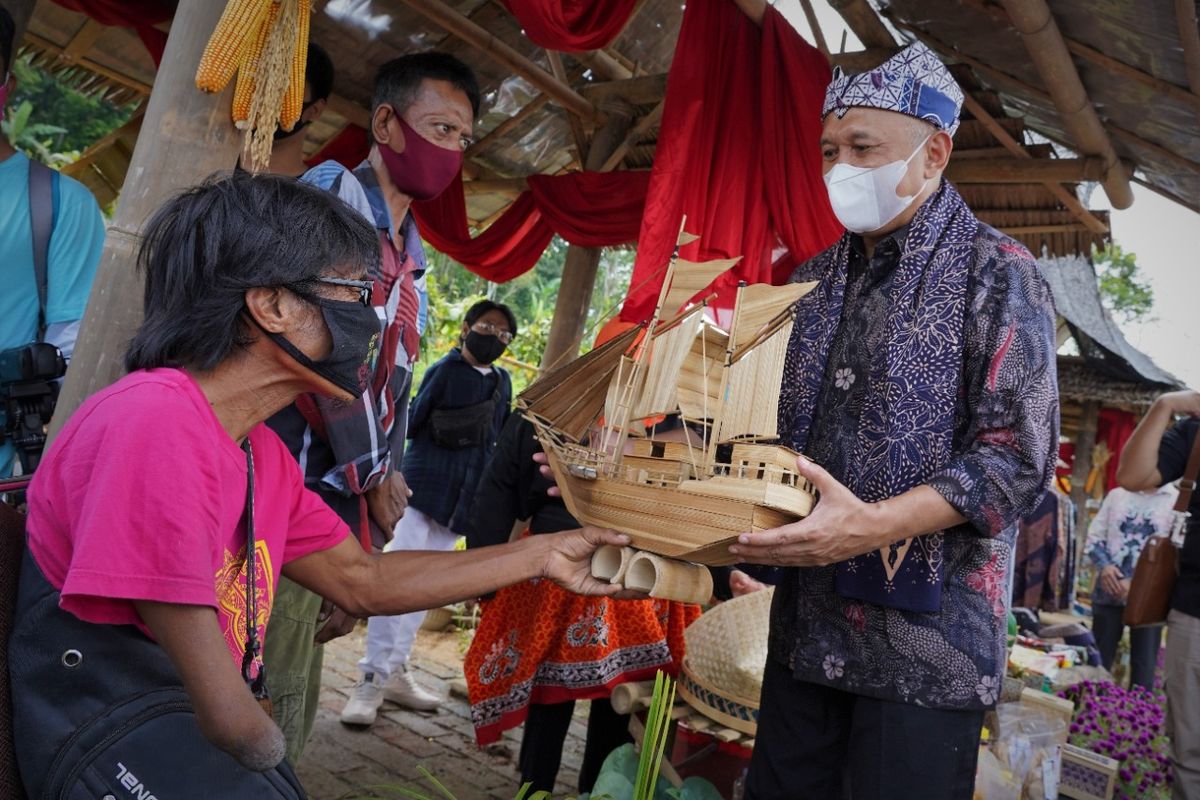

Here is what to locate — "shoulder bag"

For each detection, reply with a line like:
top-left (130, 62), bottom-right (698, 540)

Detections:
top-left (6, 442), bottom-right (306, 799)
top-left (428, 368), bottom-right (506, 451)
top-left (1123, 429), bottom-right (1200, 627)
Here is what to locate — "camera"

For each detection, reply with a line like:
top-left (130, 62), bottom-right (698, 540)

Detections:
top-left (1, 342), bottom-right (66, 474)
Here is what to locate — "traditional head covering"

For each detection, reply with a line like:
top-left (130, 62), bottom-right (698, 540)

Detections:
top-left (822, 42), bottom-right (964, 136)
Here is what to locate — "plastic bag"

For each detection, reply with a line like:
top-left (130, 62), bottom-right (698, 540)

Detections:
top-left (990, 703), bottom-right (1068, 800)
top-left (974, 747), bottom-right (1022, 800)
top-left (578, 744), bottom-right (724, 800)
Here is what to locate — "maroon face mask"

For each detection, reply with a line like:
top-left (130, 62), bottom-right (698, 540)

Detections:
top-left (377, 113), bottom-right (463, 201)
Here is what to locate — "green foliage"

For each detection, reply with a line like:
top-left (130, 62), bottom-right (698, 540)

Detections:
top-left (3, 53), bottom-right (133, 159)
top-left (415, 237), bottom-right (636, 395)
top-left (1092, 242), bottom-right (1154, 323)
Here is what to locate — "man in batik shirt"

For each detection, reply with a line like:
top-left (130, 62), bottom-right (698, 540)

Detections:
top-left (731, 43), bottom-right (1059, 799)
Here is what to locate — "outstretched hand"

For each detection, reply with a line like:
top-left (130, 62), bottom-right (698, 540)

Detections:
top-left (543, 527), bottom-right (639, 596)
top-left (533, 451), bottom-right (562, 497)
top-left (729, 456), bottom-right (888, 567)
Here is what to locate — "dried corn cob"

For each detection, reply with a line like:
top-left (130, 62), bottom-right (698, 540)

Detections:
top-left (231, 2), bottom-right (278, 124)
top-left (280, 0), bottom-right (312, 131)
top-left (244, 0), bottom-right (300, 171)
top-left (195, 0), bottom-right (273, 94)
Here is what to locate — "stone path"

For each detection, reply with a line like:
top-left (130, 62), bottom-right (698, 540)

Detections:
top-left (295, 625), bottom-right (589, 800)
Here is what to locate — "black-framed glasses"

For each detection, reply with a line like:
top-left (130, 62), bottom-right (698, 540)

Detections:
top-left (290, 276), bottom-right (374, 307)
top-left (471, 320), bottom-right (515, 344)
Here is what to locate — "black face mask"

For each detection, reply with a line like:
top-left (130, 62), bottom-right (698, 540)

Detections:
top-left (261, 296), bottom-right (384, 399)
top-left (464, 330), bottom-right (506, 365)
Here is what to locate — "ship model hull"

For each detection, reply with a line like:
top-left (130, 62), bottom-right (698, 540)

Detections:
top-left (535, 433), bottom-right (815, 566)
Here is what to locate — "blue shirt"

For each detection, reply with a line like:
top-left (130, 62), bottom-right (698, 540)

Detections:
top-left (0, 151), bottom-right (105, 475)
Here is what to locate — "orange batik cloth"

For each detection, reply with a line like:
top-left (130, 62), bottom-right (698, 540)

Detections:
top-left (464, 575), bottom-right (700, 745)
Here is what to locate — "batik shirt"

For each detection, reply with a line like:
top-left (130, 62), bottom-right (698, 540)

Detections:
top-left (1086, 485), bottom-right (1177, 606)
top-left (771, 202), bottom-right (1059, 710)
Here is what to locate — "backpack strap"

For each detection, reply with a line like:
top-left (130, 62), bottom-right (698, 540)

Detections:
top-left (27, 159), bottom-right (55, 342)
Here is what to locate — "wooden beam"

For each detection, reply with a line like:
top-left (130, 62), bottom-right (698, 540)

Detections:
top-left (398, 0), bottom-right (598, 122)
top-left (1070, 400), bottom-right (1101, 574)
top-left (581, 74), bottom-right (668, 107)
top-left (22, 31), bottom-right (153, 95)
top-left (60, 18), bottom-right (106, 64)
top-left (999, 0), bottom-right (1133, 208)
top-left (959, 92), bottom-right (1108, 234)
top-left (49, 0), bottom-right (246, 441)
top-left (599, 100), bottom-right (663, 172)
top-left (546, 50), bottom-right (589, 159)
top-left (1109, 123), bottom-right (1200, 174)
top-left (944, 157), bottom-right (1116, 183)
top-left (466, 93), bottom-right (550, 159)
top-left (998, 223), bottom-right (1095, 235)
top-left (826, 0), bottom-right (897, 49)
top-left (575, 49), bottom-right (633, 81)
top-left (1177, 0), bottom-right (1200, 109)
top-left (464, 176), bottom-right (529, 196)
top-left (799, 0), bottom-right (830, 55)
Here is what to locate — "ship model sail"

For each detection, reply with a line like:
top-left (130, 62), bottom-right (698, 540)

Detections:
top-left (519, 233), bottom-right (819, 566)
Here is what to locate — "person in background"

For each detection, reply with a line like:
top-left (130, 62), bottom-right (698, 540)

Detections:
top-left (1085, 483), bottom-right (1177, 688)
top-left (262, 51), bottom-right (478, 761)
top-left (0, 6), bottom-right (105, 476)
top-left (730, 43), bottom-right (1058, 800)
top-left (340, 299), bottom-right (515, 723)
top-left (263, 42), bottom-right (335, 178)
top-left (1117, 389), bottom-right (1200, 800)
top-left (460, 409), bottom-right (699, 795)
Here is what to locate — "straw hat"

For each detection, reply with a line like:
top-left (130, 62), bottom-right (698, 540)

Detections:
top-left (678, 587), bottom-right (773, 736)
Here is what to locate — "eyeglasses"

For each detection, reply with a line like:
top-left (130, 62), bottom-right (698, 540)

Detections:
top-left (472, 320), bottom-right (515, 344)
top-left (290, 276), bottom-right (374, 307)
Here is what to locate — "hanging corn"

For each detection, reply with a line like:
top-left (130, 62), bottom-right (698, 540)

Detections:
top-left (195, 0), bottom-right (314, 172)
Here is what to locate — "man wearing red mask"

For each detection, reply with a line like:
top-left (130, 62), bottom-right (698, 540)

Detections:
top-left (263, 51), bottom-right (477, 763)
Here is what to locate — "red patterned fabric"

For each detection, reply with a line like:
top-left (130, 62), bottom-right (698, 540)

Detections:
top-left (620, 0), bottom-right (842, 321)
top-left (52, 0), bottom-right (172, 65)
top-left (502, 0), bottom-right (641, 51)
top-left (464, 570), bottom-right (699, 745)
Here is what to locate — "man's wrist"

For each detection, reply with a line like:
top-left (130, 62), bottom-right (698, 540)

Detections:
top-left (860, 502), bottom-right (899, 548)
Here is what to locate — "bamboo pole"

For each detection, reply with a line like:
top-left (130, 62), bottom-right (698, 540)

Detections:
top-left (397, 0), bottom-right (598, 122)
top-left (944, 157), bottom-right (1115, 183)
top-left (826, 0), bottom-right (897, 49)
top-left (998, 0), bottom-right (1134, 209)
top-left (798, 0), bottom-right (830, 56)
top-left (48, 0), bottom-right (245, 441)
top-left (1070, 401), bottom-right (1100, 577)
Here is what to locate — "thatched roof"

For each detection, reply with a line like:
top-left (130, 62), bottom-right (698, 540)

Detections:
top-left (1057, 358), bottom-right (1164, 412)
top-left (23, 0), bottom-right (1199, 244)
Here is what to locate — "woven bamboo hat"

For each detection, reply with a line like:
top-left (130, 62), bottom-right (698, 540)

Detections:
top-left (678, 587), bottom-right (773, 736)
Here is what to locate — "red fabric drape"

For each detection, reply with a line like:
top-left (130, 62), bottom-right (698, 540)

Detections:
top-left (1098, 408), bottom-right (1137, 492)
top-left (526, 170), bottom-right (650, 247)
top-left (502, 0), bottom-right (641, 51)
top-left (52, 0), bottom-right (172, 66)
top-left (620, 0), bottom-right (842, 322)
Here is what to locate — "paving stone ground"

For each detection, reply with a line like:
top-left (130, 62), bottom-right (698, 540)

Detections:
top-left (296, 624), bottom-right (589, 800)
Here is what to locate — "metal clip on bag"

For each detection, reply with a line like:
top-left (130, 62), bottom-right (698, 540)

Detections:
top-left (6, 443), bottom-right (306, 799)
top-left (1123, 429), bottom-right (1200, 628)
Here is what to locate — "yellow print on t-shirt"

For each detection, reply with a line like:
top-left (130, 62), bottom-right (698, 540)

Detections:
top-left (214, 539), bottom-right (275, 660)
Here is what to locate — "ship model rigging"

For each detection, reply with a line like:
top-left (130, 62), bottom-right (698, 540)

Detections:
top-left (519, 230), bottom-right (819, 570)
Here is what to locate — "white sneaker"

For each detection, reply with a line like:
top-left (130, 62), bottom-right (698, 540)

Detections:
top-left (383, 666), bottom-right (441, 712)
top-left (340, 672), bottom-right (385, 726)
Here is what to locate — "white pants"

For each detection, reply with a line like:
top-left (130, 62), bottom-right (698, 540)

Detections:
top-left (1168, 609), bottom-right (1200, 800)
top-left (358, 507), bottom-right (459, 678)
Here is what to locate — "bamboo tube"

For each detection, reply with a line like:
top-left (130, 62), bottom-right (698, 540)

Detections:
top-left (591, 545), bottom-right (637, 585)
top-left (610, 679), bottom-right (657, 714)
top-left (624, 551), bottom-right (714, 605)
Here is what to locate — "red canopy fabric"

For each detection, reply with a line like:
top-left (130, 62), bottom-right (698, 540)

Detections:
top-left (53, 0), bottom-right (172, 65)
top-left (526, 170), bottom-right (650, 247)
top-left (619, 0), bottom-right (842, 322)
top-left (502, 0), bottom-right (641, 51)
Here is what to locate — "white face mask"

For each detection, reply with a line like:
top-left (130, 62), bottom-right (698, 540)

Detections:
top-left (823, 135), bottom-right (933, 234)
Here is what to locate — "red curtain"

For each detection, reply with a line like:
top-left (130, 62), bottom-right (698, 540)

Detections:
top-left (502, 0), bottom-right (641, 51)
top-left (1098, 408), bottom-right (1137, 492)
top-left (53, 0), bottom-right (172, 65)
top-left (619, 0), bottom-right (842, 321)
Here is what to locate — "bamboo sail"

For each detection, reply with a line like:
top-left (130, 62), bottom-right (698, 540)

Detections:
top-left (677, 322), bottom-right (727, 421)
top-left (661, 257), bottom-right (741, 313)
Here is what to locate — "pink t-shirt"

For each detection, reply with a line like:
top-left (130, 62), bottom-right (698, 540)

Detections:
top-left (26, 368), bottom-right (349, 664)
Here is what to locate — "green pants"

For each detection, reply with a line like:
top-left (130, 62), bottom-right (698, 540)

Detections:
top-left (264, 576), bottom-right (324, 764)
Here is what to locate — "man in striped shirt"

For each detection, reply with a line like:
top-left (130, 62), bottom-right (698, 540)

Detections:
top-left (263, 51), bottom-right (479, 762)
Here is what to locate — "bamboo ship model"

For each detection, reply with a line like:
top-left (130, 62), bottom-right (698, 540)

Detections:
top-left (518, 231), bottom-right (820, 570)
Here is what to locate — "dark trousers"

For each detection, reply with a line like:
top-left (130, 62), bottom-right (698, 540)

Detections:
top-left (1093, 603), bottom-right (1163, 690)
top-left (518, 698), bottom-right (633, 794)
top-left (746, 659), bottom-right (984, 800)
